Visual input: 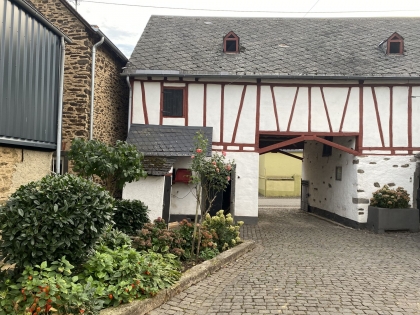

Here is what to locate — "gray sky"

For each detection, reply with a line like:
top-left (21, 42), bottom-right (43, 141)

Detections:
top-left (70, 0), bottom-right (420, 58)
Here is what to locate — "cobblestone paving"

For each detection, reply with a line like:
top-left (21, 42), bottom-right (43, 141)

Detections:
top-left (148, 208), bottom-right (420, 315)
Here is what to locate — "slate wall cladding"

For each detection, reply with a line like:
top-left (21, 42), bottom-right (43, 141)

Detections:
top-left (30, 0), bottom-right (128, 148)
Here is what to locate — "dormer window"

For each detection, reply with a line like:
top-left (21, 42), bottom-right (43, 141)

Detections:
top-left (223, 31), bottom-right (239, 53)
top-left (387, 32), bottom-right (404, 55)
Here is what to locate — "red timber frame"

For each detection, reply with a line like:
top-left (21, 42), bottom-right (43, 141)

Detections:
top-left (132, 79), bottom-right (420, 155)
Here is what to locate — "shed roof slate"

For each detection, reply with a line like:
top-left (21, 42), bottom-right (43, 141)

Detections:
top-left (127, 124), bottom-right (213, 157)
top-left (125, 16), bottom-right (420, 78)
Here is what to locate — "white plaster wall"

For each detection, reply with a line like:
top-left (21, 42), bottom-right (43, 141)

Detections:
top-left (311, 88), bottom-right (330, 132)
top-left (188, 84), bottom-right (204, 127)
top-left (143, 82), bottom-right (161, 125)
top-left (206, 84), bottom-right (222, 142)
top-left (273, 87), bottom-right (297, 131)
top-left (122, 176), bottom-right (165, 221)
top-left (171, 157), bottom-right (196, 215)
top-left (341, 87), bottom-right (359, 132)
top-left (374, 87), bottom-right (391, 146)
top-left (259, 86), bottom-right (277, 131)
top-left (290, 87), bottom-right (309, 131)
top-left (363, 87), bottom-right (382, 147)
top-left (223, 85), bottom-right (244, 142)
top-left (303, 138), bottom-right (417, 223)
top-left (303, 137), bottom-right (360, 222)
top-left (393, 86), bottom-right (409, 147)
top-left (323, 87), bottom-right (349, 132)
top-left (412, 86), bottom-right (420, 147)
top-left (235, 85), bottom-right (257, 144)
top-left (132, 81), bottom-right (145, 124)
top-left (225, 151), bottom-right (259, 219)
top-left (162, 117), bottom-right (185, 126)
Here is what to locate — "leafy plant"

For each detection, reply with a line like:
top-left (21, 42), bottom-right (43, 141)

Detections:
top-left (203, 211), bottom-right (243, 252)
top-left (189, 132), bottom-right (233, 258)
top-left (81, 245), bottom-right (181, 307)
top-left (0, 174), bottom-right (114, 268)
top-left (132, 218), bottom-right (186, 258)
top-left (370, 185), bottom-right (410, 208)
top-left (0, 257), bottom-right (102, 315)
top-left (113, 199), bottom-right (150, 235)
top-left (68, 138), bottom-right (147, 196)
top-left (97, 226), bottom-right (132, 250)
top-left (177, 219), bottom-right (218, 260)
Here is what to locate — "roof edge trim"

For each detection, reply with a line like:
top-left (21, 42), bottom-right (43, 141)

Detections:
top-left (13, 0), bottom-right (72, 43)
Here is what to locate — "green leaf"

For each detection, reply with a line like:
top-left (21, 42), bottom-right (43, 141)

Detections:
top-left (18, 208), bottom-right (24, 217)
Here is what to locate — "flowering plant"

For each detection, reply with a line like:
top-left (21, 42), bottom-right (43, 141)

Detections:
top-left (369, 185), bottom-right (410, 209)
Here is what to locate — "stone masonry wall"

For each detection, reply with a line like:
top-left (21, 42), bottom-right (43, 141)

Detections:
top-left (30, 0), bottom-right (128, 149)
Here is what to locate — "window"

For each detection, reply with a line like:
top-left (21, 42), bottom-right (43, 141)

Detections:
top-left (223, 31), bottom-right (239, 53)
top-left (51, 152), bottom-right (68, 175)
top-left (163, 88), bottom-right (184, 117)
top-left (322, 136), bottom-right (333, 157)
top-left (387, 33), bottom-right (404, 55)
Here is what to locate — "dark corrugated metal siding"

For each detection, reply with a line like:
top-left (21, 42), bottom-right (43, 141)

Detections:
top-left (0, 0), bottom-right (61, 149)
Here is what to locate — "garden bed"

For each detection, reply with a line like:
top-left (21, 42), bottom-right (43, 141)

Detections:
top-left (100, 240), bottom-right (255, 315)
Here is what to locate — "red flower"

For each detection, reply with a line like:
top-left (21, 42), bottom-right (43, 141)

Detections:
top-left (222, 151), bottom-right (226, 156)
top-left (196, 148), bottom-right (202, 153)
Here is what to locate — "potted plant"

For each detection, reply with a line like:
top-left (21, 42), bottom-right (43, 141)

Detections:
top-left (366, 185), bottom-right (419, 233)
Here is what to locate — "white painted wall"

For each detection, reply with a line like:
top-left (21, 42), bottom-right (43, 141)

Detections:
top-left (144, 82), bottom-right (161, 125)
top-left (223, 85), bottom-right (244, 143)
top-left (122, 176), bottom-right (165, 221)
top-left (171, 157), bottom-right (196, 215)
top-left (303, 137), bottom-right (417, 223)
top-left (188, 84), bottom-right (204, 127)
top-left (206, 84), bottom-right (222, 142)
top-left (235, 85), bottom-right (257, 144)
top-left (132, 81), bottom-right (145, 124)
top-left (169, 152), bottom-right (259, 220)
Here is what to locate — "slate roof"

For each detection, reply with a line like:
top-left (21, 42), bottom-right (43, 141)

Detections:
top-left (142, 156), bottom-right (176, 176)
top-left (127, 124), bottom-right (213, 157)
top-left (125, 16), bottom-right (420, 78)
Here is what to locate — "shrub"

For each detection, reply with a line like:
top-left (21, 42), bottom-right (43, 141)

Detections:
top-left (177, 219), bottom-right (218, 260)
top-left (0, 257), bottom-right (103, 315)
top-left (0, 174), bottom-right (114, 267)
top-left (81, 245), bottom-right (181, 307)
top-left (132, 218), bottom-right (186, 258)
top-left (68, 139), bottom-right (147, 196)
top-left (370, 185), bottom-right (410, 208)
top-left (113, 199), bottom-right (150, 235)
top-left (97, 226), bottom-right (132, 250)
top-left (202, 210), bottom-right (244, 252)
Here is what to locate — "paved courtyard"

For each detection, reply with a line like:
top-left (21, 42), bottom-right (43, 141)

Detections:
top-left (149, 207), bottom-right (420, 315)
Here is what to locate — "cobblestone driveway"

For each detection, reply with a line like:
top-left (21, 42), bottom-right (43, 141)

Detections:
top-left (149, 208), bottom-right (420, 315)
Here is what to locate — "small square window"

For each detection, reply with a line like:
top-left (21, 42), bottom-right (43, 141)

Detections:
top-left (389, 42), bottom-right (401, 54)
top-left (226, 40), bottom-right (237, 52)
top-left (335, 166), bottom-right (342, 181)
top-left (163, 88), bottom-right (184, 117)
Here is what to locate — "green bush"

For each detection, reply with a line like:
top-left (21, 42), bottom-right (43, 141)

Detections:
top-left (0, 174), bottom-right (114, 267)
top-left (113, 199), bottom-right (150, 235)
top-left (0, 257), bottom-right (103, 315)
top-left (370, 185), bottom-right (410, 208)
top-left (81, 245), bottom-right (181, 307)
top-left (177, 219), bottom-right (219, 260)
top-left (203, 210), bottom-right (244, 252)
top-left (132, 218), bottom-right (186, 258)
top-left (97, 226), bottom-right (132, 250)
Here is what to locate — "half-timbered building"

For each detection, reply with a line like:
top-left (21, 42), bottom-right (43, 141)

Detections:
top-left (122, 16), bottom-right (420, 227)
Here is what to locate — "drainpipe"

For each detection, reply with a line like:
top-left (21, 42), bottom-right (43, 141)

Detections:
top-left (126, 76), bottom-right (132, 133)
top-left (89, 36), bottom-right (105, 140)
top-left (56, 37), bottom-right (66, 174)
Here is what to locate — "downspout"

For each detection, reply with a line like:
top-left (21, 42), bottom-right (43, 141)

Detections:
top-left (56, 37), bottom-right (66, 174)
top-left (89, 36), bottom-right (105, 140)
top-left (126, 76), bottom-right (132, 133)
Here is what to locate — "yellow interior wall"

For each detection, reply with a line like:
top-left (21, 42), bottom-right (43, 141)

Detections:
top-left (259, 152), bottom-right (303, 197)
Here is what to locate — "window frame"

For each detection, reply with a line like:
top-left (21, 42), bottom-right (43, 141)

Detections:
top-left (223, 31), bottom-right (239, 54)
top-left (161, 87), bottom-right (186, 118)
top-left (387, 32), bottom-right (404, 55)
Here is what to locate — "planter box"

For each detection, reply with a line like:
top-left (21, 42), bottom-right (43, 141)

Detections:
top-left (367, 206), bottom-right (419, 234)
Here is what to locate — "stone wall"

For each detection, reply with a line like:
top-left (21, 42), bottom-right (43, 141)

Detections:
top-left (0, 146), bottom-right (52, 204)
top-left (302, 137), bottom-right (419, 224)
top-left (30, 0), bottom-right (128, 149)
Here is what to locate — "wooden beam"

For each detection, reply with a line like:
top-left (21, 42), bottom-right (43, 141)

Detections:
top-left (312, 136), bottom-right (360, 156)
top-left (258, 136), bottom-right (305, 154)
top-left (278, 150), bottom-right (303, 161)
